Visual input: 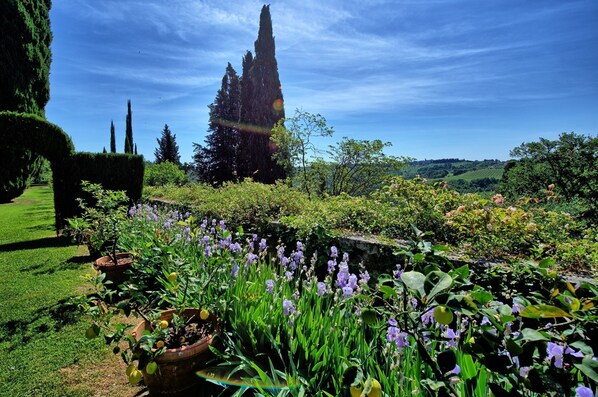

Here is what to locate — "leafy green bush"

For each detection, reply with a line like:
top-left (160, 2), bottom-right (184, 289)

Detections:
top-left (145, 179), bottom-right (309, 232)
top-left (145, 178), bottom-right (597, 271)
top-left (144, 161), bottom-right (188, 187)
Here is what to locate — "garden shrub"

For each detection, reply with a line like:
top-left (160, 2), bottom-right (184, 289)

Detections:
top-left (144, 161), bottom-right (188, 187)
top-left (145, 177), bottom-right (597, 272)
top-left (146, 179), bottom-right (309, 233)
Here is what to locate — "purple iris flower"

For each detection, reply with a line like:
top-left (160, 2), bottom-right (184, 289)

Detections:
top-left (317, 282), bottom-right (327, 296)
top-left (283, 299), bottom-right (295, 316)
top-left (330, 246), bottom-right (338, 258)
top-left (394, 264), bottom-right (403, 280)
top-left (576, 386), bottom-right (595, 397)
top-left (348, 274), bottom-right (358, 290)
top-left (259, 238), bottom-right (267, 252)
top-left (512, 297), bottom-right (525, 314)
top-left (342, 286), bottom-right (354, 299)
top-left (359, 271), bottom-right (370, 286)
top-left (337, 263), bottom-right (350, 287)
top-left (421, 308), bottom-right (435, 327)
top-left (327, 260), bottom-right (337, 273)
top-left (265, 279), bottom-right (274, 294)
top-left (246, 253), bottom-right (258, 267)
top-left (547, 343), bottom-right (584, 368)
top-left (230, 242), bottom-right (242, 254)
top-left (386, 319), bottom-right (409, 349)
top-left (443, 328), bottom-right (460, 349)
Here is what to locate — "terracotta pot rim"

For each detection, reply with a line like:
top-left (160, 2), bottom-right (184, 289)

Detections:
top-left (93, 252), bottom-right (134, 269)
top-left (132, 308), bottom-right (219, 363)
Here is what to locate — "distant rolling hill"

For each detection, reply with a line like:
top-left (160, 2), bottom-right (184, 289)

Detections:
top-left (396, 159), bottom-right (506, 193)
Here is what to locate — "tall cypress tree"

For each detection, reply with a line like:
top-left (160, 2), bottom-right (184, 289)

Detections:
top-left (194, 63), bottom-right (241, 183)
top-left (124, 100), bottom-right (133, 154)
top-left (237, 51), bottom-right (255, 179)
top-left (155, 124), bottom-right (181, 165)
top-left (0, 0), bottom-right (52, 202)
top-left (239, 5), bottom-right (286, 183)
top-left (110, 120), bottom-right (116, 153)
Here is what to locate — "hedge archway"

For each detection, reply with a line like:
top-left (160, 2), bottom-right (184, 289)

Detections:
top-left (0, 111), bottom-right (144, 230)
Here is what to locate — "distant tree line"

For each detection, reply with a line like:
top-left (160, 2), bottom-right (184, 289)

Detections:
top-left (398, 159), bottom-right (505, 180)
top-left (105, 100), bottom-right (137, 155)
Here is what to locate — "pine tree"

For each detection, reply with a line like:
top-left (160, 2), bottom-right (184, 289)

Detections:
top-left (124, 100), bottom-right (133, 154)
top-left (102, 147), bottom-right (107, 154)
top-left (194, 63), bottom-right (241, 183)
top-left (110, 120), bottom-right (116, 153)
top-left (134, 144), bottom-right (138, 155)
top-left (155, 124), bottom-right (181, 165)
top-left (238, 5), bottom-right (286, 183)
top-left (0, 0), bottom-right (52, 202)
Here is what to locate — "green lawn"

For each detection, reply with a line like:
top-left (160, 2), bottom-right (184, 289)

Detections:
top-left (0, 187), bottom-right (107, 397)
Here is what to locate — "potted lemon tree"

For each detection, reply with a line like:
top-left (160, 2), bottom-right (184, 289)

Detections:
top-left (68, 182), bottom-right (134, 287)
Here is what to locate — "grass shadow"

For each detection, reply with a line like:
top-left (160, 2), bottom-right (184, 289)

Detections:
top-left (20, 254), bottom-right (93, 275)
top-left (0, 236), bottom-right (72, 252)
top-left (25, 223), bottom-right (56, 233)
top-left (0, 297), bottom-right (83, 347)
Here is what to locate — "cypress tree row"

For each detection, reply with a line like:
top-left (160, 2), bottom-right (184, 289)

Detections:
top-left (0, 0), bottom-right (53, 202)
top-left (196, 5), bottom-right (286, 184)
top-left (155, 124), bottom-right (181, 165)
top-left (124, 100), bottom-right (133, 154)
top-left (110, 120), bottom-right (116, 153)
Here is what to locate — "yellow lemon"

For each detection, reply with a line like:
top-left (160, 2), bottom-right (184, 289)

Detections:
top-left (126, 364), bottom-right (136, 377)
top-left (433, 305), bottom-right (454, 325)
top-left (200, 309), bottom-right (210, 320)
top-left (350, 385), bottom-right (362, 397)
top-left (167, 272), bottom-right (177, 282)
top-left (128, 368), bottom-right (143, 385)
top-left (369, 379), bottom-right (382, 397)
top-left (159, 320), bottom-right (169, 330)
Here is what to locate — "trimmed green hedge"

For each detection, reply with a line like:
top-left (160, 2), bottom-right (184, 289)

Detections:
top-left (72, 152), bottom-right (144, 202)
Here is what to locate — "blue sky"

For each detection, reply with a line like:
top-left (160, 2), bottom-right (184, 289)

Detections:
top-left (46, 0), bottom-right (598, 162)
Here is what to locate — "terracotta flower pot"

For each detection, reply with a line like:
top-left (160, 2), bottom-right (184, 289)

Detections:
top-left (132, 308), bottom-right (219, 397)
top-left (93, 252), bottom-right (134, 287)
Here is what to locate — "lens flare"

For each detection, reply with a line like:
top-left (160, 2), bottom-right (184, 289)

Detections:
top-left (210, 117), bottom-right (273, 136)
top-left (272, 98), bottom-right (284, 111)
top-left (196, 366), bottom-right (300, 391)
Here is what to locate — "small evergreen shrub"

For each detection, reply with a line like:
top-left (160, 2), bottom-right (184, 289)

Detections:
top-left (144, 161), bottom-right (188, 187)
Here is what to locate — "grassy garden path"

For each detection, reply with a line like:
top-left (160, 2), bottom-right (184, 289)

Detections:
top-left (0, 187), bottom-right (140, 397)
